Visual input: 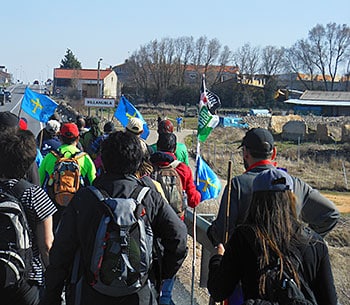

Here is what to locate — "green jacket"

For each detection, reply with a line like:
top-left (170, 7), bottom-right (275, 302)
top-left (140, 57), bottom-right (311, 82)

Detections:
top-left (39, 144), bottom-right (96, 187)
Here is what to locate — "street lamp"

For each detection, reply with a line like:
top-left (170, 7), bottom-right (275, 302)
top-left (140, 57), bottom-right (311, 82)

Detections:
top-left (97, 58), bottom-right (103, 98)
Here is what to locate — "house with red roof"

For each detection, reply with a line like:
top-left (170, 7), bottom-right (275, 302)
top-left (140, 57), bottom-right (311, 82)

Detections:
top-left (53, 68), bottom-right (118, 99)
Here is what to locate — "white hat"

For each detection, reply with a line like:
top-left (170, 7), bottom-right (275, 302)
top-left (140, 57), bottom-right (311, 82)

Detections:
top-left (126, 117), bottom-right (144, 135)
top-left (45, 120), bottom-right (61, 134)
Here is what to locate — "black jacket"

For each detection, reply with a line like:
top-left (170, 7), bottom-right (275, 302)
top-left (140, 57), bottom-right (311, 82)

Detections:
top-left (208, 225), bottom-right (338, 305)
top-left (42, 174), bottom-right (188, 305)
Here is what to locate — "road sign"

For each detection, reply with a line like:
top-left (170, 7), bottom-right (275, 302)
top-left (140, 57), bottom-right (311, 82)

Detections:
top-left (84, 98), bottom-right (115, 108)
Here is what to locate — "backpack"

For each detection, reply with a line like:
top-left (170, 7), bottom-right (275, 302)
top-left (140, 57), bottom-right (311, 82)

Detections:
top-left (0, 179), bottom-right (33, 288)
top-left (152, 160), bottom-right (187, 217)
top-left (86, 185), bottom-right (153, 297)
top-left (49, 150), bottom-right (86, 207)
top-left (243, 228), bottom-right (317, 305)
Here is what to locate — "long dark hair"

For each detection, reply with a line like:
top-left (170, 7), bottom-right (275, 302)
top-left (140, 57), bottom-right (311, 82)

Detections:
top-left (245, 190), bottom-right (302, 296)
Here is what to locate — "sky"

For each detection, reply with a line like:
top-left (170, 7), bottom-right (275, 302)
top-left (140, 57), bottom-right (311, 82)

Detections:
top-left (2, 0), bottom-right (350, 83)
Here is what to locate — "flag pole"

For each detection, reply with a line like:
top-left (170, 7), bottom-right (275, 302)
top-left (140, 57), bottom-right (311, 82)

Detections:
top-left (17, 87), bottom-right (27, 118)
top-left (191, 136), bottom-right (200, 305)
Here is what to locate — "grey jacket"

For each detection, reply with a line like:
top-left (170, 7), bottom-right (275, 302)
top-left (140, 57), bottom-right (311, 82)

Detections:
top-left (207, 164), bottom-right (339, 246)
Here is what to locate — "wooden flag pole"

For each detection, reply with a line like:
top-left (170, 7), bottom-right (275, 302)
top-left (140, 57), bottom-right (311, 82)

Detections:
top-left (224, 160), bottom-right (233, 244)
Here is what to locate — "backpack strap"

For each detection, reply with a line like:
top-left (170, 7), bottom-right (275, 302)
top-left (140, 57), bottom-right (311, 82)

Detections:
top-left (170, 160), bottom-right (181, 169)
top-left (0, 178), bottom-right (33, 200)
top-left (87, 185), bottom-right (150, 204)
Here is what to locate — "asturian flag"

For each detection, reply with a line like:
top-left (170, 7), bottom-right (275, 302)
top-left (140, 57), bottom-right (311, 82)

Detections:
top-left (21, 87), bottom-right (58, 123)
top-left (196, 156), bottom-right (221, 201)
top-left (197, 75), bottom-right (220, 142)
top-left (114, 95), bottom-right (150, 140)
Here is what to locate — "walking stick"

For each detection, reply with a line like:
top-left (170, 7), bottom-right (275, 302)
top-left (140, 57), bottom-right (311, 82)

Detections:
top-left (220, 160), bottom-right (233, 305)
top-left (224, 160), bottom-right (233, 245)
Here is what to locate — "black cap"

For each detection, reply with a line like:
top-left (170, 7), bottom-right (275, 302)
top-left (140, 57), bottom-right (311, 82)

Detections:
top-left (239, 128), bottom-right (274, 155)
top-left (0, 111), bottom-right (19, 128)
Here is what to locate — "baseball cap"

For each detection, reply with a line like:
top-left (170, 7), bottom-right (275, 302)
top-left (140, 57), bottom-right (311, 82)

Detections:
top-left (60, 123), bottom-right (79, 138)
top-left (253, 168), bottom-right (293, 192)
top-left (239, 128), bottom-right (274, 155)
top-left (158, 119), bottom-right (174, 134)
top-left (0, 111), bottom-right (19, 128)
top-left (126, 118), bottom-right (144, 135)
top-left (19, 117), bottom-right (28, 130)
top-left (103, 121), bottom-right (115, 133)
top-left (46, 120), bottom-right (61, 134)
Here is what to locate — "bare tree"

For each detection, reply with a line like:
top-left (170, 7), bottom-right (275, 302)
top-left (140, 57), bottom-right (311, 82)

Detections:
top-left (308, 22), bottom-right (350, 90)
top-left (285, 39), bottom-right (316, 90)
top-left (233, 43), bottom-right (260, 82)
top-left (212, 45), bottom-right (233, 85)
top-left (260, 45), bottom-right (285, 76)
top-left (173, 36), bottom-right (195, 87)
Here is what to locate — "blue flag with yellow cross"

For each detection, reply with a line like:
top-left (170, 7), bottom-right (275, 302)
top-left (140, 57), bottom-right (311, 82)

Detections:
top-left (196, 156), bottom-right (222, 201)
top-left (114, 95), bottom-right (149, 140)
top-left (21, 87), bottom-right (58, 123)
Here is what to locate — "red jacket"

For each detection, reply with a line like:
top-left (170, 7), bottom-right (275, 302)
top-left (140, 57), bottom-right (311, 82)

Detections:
top-left (151, 152), bottom-right (201, 209)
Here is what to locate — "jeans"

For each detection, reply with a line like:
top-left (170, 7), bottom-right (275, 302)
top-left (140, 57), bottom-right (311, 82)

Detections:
top-left (159, 277), bottom-right (175, 305)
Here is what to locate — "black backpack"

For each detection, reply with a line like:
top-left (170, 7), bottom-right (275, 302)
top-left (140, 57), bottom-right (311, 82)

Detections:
top-left (242, 227), bottom-right (317, 305)
top-left (0, 179), bottom-right (33, 288)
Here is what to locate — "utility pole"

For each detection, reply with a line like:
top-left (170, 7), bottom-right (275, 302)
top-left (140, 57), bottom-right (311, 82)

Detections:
top-left (97, 58), bottom-right (103, 98)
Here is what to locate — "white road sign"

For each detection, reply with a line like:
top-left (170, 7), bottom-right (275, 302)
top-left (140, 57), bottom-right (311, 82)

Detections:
top-left (84, 98), bottom-right (115, 108)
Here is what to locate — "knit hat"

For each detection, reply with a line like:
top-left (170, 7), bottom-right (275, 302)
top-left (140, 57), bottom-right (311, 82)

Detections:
top-left (0, 111), bottom-right (19, 128)
top-left (253, 168), bottom-right (293, 192)
top-left (46, 120), bottom-right (61, 134)
top-left (126, 118), bottom-right (144, 135)
top-left (60, 123), bottom-right (79, 138)
top-left (239, 128), bottom-right (274, 155)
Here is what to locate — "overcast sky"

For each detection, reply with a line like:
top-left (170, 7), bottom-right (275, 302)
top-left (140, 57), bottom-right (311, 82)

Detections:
top-left (2, 0), bottom-right (350, 83)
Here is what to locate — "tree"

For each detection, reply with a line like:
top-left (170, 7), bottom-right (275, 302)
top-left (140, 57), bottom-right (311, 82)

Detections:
top-left (260, 46), bottom-right (285, 106)
top-left (60, 49), bottom-right (82, 69)
top-left (308, 23), bottom-right (350, 90)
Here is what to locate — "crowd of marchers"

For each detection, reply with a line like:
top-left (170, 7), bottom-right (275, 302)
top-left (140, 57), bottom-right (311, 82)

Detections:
top-left (0, 110), bottom-right (340, 305)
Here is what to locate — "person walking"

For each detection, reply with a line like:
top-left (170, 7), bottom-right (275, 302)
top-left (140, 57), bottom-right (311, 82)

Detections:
top-left (0, 129), bottom-right (56, 305)
top-left (150, 119), bottom-right (189, 166)
top-left (38, 122), bottom-right (96, 230)
top-left (150, 132), bottom-right (200, 305)
top-left (41, 131), bottom-right (188, 305)
top-left (207, 168), bottom-right (338, 305)
top-left (207, 128), bottom-right (339, 246)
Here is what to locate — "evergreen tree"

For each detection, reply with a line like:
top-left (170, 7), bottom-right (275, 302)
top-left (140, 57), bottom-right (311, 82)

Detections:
top-left (60, 49), bottom-right (82, 69)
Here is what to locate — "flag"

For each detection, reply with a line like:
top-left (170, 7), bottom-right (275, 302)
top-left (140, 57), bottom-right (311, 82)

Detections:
top-left (114, 96), bottom-right (149, 140)
top-left (197, 76), bottom-right (220, 142)
top-left (200, 76), bottom-right (221, 114)
top-left (196, 156), bottom-right (221, 201)
top-left (21, 87), bottom-right (58, 123)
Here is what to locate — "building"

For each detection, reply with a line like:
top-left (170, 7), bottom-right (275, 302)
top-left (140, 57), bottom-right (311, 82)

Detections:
top-left (285, 90), bottom-right (350, 116)
top-left (53, 68), bottom-right (118, 99)
top-left (0, 66), bottom-right (11, 85)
